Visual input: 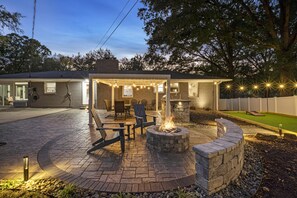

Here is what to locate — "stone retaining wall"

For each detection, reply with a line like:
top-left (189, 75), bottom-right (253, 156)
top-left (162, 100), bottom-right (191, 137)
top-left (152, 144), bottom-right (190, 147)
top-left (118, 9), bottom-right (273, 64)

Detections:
top-left (192, 118), bottom-right (244, 195)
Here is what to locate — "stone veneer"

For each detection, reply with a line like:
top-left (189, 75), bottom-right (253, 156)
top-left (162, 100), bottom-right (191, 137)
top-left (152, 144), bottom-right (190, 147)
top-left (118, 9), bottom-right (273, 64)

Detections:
top-left (146, 126), bottom-right (189, 153)
top-left (192, 119), bottom-right (244, 195)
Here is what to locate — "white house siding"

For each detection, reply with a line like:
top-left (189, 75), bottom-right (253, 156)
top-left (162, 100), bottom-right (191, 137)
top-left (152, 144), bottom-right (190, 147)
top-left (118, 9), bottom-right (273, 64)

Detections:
top-left (30, 82), bottom-right (83, 108)
top-left (190, 82), bottom-right (215, 110)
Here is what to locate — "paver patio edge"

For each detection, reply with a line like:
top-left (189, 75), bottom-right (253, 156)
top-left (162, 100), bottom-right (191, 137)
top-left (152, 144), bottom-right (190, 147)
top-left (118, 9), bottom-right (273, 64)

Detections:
top-left (37, 133), bottom-right (196, 193)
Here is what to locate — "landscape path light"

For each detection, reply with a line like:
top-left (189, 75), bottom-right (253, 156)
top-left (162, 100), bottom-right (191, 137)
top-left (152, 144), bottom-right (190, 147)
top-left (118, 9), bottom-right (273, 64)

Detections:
top-left (23, 156), bottom-right (29, 181)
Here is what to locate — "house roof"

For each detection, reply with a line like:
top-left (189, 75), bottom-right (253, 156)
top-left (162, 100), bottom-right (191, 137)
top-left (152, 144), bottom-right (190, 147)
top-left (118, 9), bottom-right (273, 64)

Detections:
top-left (0, 71), bottom-right (89, 79)
top-left (0, 70), bottom-right (230, 81)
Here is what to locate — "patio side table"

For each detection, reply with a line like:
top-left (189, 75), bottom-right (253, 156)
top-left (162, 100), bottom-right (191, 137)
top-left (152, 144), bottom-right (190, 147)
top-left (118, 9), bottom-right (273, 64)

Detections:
top-left (125, 122), bottom-right (135, 140)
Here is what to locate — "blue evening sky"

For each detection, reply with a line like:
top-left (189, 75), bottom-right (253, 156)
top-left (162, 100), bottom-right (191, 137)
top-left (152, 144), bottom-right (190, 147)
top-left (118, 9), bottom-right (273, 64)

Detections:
top-left (1, 0), bottom-right (147, 59)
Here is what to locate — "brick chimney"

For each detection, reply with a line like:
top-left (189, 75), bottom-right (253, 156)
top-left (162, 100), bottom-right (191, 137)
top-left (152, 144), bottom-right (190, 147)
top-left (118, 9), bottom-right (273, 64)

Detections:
top-left (95, 59), bottom-right (119, 73)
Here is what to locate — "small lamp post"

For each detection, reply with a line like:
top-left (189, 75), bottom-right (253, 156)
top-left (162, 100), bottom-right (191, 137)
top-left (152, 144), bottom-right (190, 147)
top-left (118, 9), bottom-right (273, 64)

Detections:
top-left (278, 124), bottom-right (283, 137)
top-left (23, 156), bottom-right (29, 181)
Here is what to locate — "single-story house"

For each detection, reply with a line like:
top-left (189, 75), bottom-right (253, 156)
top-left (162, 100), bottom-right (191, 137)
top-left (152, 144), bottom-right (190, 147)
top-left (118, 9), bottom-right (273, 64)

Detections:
top-left (0, 60), bottom-right (231, 122)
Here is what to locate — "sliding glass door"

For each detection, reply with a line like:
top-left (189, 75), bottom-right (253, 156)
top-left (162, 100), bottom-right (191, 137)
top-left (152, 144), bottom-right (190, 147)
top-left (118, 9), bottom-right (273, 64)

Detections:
top-left (0, 84), bottom-right (12, 106)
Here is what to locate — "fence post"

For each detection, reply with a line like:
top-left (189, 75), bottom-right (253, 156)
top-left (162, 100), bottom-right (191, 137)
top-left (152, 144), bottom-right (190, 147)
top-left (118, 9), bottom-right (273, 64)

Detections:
top-left (295, 96), bottom-right (297, 116)
top-left (238, 98), bottom-right (241, 111)
top-left (274, 97), bottom-right (278, 113)
top-left (259, 98), bottom-right (262, 112)
top-left (248, 97), bottom-right (251, 111)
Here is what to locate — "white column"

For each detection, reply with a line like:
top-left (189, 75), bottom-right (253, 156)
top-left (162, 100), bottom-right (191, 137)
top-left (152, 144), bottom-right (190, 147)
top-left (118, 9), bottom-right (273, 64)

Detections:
top-left (166, 80), bottom-right (171, 118)
top-left (274, 97), bottom-right (277, 113)
top-left (88, 78), bottom-right (94, 126)
top-left (111, 86), bottom-right (115, 110)
top-left (94, 81), bottom-right (97, 109)
top-left (215, 83), bottom-right (219, 110)
top-left (155, 84), bottom-right (159, 111)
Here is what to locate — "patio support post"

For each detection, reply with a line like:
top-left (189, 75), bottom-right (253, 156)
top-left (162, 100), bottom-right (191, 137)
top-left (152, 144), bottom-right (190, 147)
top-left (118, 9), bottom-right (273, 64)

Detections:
top-left (88, 78), bottom-right (94, 126)
top-left (166, 79), bottom-right (171, 118)
top-left (155, 84), bottom-right (159, 111)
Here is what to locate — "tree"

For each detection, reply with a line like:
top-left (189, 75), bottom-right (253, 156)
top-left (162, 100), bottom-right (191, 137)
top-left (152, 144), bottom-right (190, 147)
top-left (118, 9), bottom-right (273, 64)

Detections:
top-left (0, 5), bottom-right (23, 35)
top-left (120, 54), bottom-right (146, 70)
top-left (0, 33), bottom-right (51, 73)
top-left (138, 0), bottom-right (297, 82)
top-left (236, 0), bottom-right (297, 82)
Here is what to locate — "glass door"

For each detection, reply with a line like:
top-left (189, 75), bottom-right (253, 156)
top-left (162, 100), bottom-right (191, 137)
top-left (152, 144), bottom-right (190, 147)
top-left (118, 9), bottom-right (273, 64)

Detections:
top-left (15, 83), bottom-right (28, 100)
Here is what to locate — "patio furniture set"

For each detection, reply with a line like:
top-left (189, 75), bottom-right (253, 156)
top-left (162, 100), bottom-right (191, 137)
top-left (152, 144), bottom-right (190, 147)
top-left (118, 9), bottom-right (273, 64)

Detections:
top-left (87, 103), bottom-right (157, 154)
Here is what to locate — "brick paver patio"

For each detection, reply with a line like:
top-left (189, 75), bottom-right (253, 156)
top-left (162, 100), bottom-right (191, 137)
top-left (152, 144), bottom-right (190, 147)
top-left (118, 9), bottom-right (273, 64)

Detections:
top-left (0, 109), bottom-right (275, 192)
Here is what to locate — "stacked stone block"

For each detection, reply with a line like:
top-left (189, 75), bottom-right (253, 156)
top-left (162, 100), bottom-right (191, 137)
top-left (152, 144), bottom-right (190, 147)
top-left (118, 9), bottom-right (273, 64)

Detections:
top-left (192, 119), bottom-right (244, 195)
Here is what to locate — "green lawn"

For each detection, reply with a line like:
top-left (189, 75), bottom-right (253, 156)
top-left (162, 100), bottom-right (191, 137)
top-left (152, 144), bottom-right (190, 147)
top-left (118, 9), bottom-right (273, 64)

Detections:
top-left (224, 111), bottom-right (297, 132)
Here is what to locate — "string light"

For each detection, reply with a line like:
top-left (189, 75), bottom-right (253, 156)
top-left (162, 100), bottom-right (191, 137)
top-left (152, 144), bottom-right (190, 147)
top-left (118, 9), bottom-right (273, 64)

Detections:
top-left (265, 83), bottom-right (271, 88)
top-left (253, 85), bottom-right (259, 90)
top-left (226, 85), bottom-right (231, 89)
top-left (239, 86), bottom-right (245, 91)
top-left (279, 84), bottom-right (285, 89)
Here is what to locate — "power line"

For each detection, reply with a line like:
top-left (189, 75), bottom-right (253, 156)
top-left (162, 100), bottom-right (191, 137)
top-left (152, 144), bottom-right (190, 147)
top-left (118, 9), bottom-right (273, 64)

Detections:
top-left (32, 0), bottom-right (37, 39)
top-left (95, 0), bottom-right (131, 49)
top-left (100, 0), bottom-right (139, 49)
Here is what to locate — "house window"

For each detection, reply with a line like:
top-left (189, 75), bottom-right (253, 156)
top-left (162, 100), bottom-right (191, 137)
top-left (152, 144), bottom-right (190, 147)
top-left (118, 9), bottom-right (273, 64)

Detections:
top-left (189, 82), bottom-right (199, 97)
top-left (154, 84), bottom-right (164, 93)
top-left (123, 85), bottom-right (133, 97)
top-left (44, 82), bottom-right (56, 94)
top-left (170, 83), bottom-right (179, 93)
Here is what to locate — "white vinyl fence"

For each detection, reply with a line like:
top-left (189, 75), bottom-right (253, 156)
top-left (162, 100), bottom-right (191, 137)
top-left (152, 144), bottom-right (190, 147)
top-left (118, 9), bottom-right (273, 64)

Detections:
top-left (219, 96), bottom-right (297, 116)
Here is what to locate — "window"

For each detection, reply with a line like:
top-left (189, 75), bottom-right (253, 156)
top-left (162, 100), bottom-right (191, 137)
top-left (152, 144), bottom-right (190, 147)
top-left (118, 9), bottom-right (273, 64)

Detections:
top-left (122, 85), bottom-right (133, 97)
top-left (44, 82), bottom-right (56, 94)
top-left (170, 83), bottom-right (179, 93)
top-left (154, 84), bottom-right (164, 93)
top-left (189, 82), bottom-right (199, 97)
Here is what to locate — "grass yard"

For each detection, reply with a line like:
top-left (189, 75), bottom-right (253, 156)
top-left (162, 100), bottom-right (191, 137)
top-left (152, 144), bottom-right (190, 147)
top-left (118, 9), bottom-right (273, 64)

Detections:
top-left (224, 111), bottom-right (297, 133)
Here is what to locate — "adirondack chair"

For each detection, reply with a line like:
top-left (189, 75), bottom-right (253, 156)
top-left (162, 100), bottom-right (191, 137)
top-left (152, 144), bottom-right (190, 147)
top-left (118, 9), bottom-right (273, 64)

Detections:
top-left (133, 104), bottom-right (157, 135)
top-left (87, 108), bottom-right (125, 153)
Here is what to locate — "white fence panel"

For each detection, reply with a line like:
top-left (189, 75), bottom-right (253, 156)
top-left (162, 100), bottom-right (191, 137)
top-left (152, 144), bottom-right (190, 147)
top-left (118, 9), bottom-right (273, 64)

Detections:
top-left (219, 96), bottom-right (297, 116)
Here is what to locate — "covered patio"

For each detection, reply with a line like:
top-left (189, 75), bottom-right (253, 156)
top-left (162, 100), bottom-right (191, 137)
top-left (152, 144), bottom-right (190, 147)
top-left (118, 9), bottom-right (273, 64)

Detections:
top-left (88, 73), bottom-right (173, 125)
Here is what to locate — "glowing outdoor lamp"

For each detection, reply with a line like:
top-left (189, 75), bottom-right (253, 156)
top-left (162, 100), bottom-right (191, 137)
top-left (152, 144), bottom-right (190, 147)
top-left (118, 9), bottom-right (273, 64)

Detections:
top-left (239, 86), bottom-right (245, 91)
top-left (279, 84), bottom-right (285, 89)
top-left (253, 85), bottom-right (259, 90)
top-left (226, 85), bottom-right (231, 89)
top-left (265, 83), bottom-right (271, 88)
top-left (23, 156), bottom-right (29, 181)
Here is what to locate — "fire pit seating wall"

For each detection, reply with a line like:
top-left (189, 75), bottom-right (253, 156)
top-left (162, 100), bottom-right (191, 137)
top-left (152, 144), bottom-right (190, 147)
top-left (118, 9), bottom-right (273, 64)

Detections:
top-left (192, 119), bottom-right (244, 195)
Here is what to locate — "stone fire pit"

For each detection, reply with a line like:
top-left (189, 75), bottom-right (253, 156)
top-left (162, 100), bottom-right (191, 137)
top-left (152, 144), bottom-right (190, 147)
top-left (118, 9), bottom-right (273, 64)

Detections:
top-left (146, 126), bottom-right (189, 153)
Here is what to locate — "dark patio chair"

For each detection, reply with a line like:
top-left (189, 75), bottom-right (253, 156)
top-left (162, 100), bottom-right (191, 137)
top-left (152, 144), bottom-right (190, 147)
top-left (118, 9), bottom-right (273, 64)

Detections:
top-left (87, 108), bottom-right (125, 153)
top-left (140, 99), bottom-right (148, 109)
top-left (133, 104), bottom-right (157, 135)
top-left (115, 100), bottom-right (126, 119)
top-left (131, 99), bottom-right (138, 106)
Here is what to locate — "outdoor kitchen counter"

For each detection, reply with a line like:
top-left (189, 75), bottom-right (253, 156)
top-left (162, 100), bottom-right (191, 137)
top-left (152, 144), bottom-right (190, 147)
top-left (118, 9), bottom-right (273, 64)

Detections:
top-left (162, 99), bottom-right (191, 122)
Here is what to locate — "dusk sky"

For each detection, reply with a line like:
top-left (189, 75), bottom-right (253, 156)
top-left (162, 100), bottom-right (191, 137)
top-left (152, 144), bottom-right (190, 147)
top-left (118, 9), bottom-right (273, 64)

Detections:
top-left (2, 0), bottom-right (147, 59)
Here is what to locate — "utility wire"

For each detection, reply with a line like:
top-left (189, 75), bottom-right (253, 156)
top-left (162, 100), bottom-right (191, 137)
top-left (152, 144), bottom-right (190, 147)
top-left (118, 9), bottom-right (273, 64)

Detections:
top-left (95, 0), bottom-right (131, 49)
top-left (100, 0), bottom-right (138, 49)
top-left (32, 0), bottom-right (37, 39)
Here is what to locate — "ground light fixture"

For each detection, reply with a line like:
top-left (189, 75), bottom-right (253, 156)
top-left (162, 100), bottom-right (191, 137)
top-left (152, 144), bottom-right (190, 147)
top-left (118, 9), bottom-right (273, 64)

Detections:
top-left (23, 156), bottom-right (29, 181)
top-left (278, 124), bottom-right (283, 137)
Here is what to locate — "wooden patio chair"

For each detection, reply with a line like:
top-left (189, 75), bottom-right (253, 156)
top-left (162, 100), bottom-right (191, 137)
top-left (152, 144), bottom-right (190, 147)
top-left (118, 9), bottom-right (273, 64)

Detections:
top-left (87, 108), bottom-right (125, 153)
top-left (115, 100), bottom-right (126, 119)
top-left (133, 104), bottom-right (157, 135)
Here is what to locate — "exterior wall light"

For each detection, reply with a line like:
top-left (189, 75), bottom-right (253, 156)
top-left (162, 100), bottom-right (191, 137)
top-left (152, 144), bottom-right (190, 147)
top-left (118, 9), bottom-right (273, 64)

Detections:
top-left (23, 156), bottom-right (29, 181)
